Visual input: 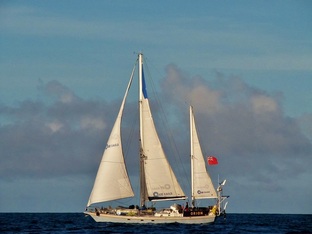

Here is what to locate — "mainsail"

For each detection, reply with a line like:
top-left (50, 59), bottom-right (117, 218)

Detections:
top-left (138, 54), bottom-right (186, 205)
top-left (87, 65), bottom-right (136, 207)
top-left (190, 106), bottom-right (217, 201)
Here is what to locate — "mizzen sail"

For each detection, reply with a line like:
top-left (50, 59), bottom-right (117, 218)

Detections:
top-left (190, 106), bottom-right (217, 200)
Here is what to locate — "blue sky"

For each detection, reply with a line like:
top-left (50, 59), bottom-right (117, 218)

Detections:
top-left (0, 0), bottom-right (311, 214)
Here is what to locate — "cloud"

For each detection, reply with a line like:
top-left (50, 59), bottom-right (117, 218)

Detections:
top-left (0, 80), bottom-right (114, 180)
top-left (159, 64), bottom-right (312, 192)
top-left (160, 64), bottom-right (221, 115)
top-left (1, 67), bottom-right (311, 204)
top-left (298, 113), bottom-right (312, 141)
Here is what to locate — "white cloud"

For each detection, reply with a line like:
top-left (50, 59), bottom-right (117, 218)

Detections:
top-left (46, 121), bottom-right (63, 133)
top-left (251, 95), bottom-right (278, 114)
top-left (80, 116), bottom-right (106, 130)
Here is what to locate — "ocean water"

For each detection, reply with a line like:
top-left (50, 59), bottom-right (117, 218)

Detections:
top-left (0, 213), bottom-right (311, 233)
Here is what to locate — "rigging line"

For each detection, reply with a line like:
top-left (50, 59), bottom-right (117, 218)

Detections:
top-left (144, 58), bottom-right (191, 192)
top-left (123, 104), bottom-right (139, 197)
top-left (123, 103), bottom-right (138, 164)
top-left (121, 59), bottom-right (139, 199)
top-left (123, 58), bottom-right (138, 158)
top-left (122, 57), bottom-right (144, 203)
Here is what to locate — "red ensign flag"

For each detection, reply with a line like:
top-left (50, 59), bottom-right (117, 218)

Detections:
top-left (207, 156), bottom-right (218, 165)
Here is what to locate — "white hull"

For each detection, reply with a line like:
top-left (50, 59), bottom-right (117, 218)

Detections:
top-left (85, 211), bottom-right (216, 224)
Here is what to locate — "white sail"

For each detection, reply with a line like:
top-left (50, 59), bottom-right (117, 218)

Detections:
top-left (87, 66), bottom-right (135, 207)
top-left (139, 54), bottom-right (186, 202)
top-left (190, 106), bottom-right (217, 200)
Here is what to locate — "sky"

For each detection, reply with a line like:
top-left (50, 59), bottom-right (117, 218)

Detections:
top-left (0, 0), bottom-right (312, 214)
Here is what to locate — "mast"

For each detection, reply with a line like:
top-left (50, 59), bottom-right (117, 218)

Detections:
top-left (139, 53), bottom-right (147, 207)
top-left (139, 53), bottom-right (144, 145)
top-left (190, 106), bottom-right (195, 207)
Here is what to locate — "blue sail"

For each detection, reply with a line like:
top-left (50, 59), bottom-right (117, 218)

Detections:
top-left (142, 66), bottom-right (148, 99)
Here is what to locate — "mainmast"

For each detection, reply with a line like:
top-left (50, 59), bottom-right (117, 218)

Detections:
top-left (190, 106), bottom-right (195, 207)
top-left (138, 53), bottom-right (147, 207)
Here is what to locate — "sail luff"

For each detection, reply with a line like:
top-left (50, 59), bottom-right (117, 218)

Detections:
top-left (87, 64), bottom-right (136, 207)
top-left (190, 106), bottom-right (217, 201)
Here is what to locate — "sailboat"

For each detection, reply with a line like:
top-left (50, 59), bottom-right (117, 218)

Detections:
top-left (84, 53), bottom-right (228, 224)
